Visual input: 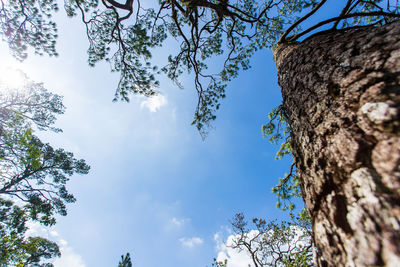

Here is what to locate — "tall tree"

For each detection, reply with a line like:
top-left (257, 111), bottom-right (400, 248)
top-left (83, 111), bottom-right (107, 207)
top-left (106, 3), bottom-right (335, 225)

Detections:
top-left (274, 21), bottom-right (400, 266)
top-left (0, 71), bottom-right (89, 265)
top-left (118, 253), bottom-right (133, 267)
top-left (0, 198), bottom-right (60, 266)
top-left (0, 71), bottom-right (90, 225)
top-left (219, 213), bottom-right (313, 267)
top-left (1, 0), bottom-right (399, 265)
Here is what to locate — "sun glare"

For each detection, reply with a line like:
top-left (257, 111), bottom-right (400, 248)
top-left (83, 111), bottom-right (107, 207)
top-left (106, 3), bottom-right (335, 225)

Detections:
top-left (0, 66), bottom-right (28, 92)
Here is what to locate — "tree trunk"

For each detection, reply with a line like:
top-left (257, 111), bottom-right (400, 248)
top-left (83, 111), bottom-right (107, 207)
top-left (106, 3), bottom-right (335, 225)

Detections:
top-left (273, 22), bottom-right (400, 266)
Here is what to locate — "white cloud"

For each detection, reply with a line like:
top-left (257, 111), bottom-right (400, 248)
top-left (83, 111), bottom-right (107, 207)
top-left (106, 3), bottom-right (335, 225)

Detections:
top-left (171, 217), bottom-right (189, 228)
top-left (214, 230), bottom-right (256, 267)
top-left (25, 222), bottom-right (86, 267)
top-left (50, 230), bottom-right (59, 237)
top-left (179, 237), bottom-right (204, 248)
top-left (53, 244), bottom-right (85, 267)
top-left (25, 222), bottom-right (50, 238)
top-left (58, 239), bottom-right (68, 246)
top-left (140, 94), bottom-right (167, 112)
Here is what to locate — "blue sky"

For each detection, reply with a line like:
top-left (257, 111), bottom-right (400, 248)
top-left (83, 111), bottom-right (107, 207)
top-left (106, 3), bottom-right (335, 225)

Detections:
top-left (0, 1), bottom-right (351, 266)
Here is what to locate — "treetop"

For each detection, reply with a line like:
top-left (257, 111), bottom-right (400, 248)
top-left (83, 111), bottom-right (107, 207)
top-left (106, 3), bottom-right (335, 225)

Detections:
top-left (1, 0), bottom-right (399, 136)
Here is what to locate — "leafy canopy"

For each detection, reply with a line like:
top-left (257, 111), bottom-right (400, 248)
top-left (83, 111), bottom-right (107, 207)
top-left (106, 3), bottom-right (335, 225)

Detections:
top-left (118, 252), bottom-right (133, 267)
top-left (1, 0), bottom-right (399, 137)
top-left (213, 213), bottom-right (313, 267)
top-left (0, 71), bottom-right (90, 226)
top-left (0, 198), bottom-right (61, 267)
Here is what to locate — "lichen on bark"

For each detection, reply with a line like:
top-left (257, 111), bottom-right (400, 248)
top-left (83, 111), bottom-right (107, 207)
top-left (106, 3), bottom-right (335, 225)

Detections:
top-left (273, 21), bottom-right (400, 266)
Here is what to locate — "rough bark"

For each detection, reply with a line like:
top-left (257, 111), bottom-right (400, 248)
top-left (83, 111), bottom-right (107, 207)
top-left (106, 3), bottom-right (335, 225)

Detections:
top-left (273, 22), bottom-right (400, 266)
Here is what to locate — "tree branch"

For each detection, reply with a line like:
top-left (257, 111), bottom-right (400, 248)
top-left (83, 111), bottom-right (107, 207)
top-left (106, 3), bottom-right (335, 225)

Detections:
top-left (290, 11), bottom-right (400, 42)
top-left (279, 0), bottom-right (328, 43)
top-left (106, 0), bottom-right (133, 11)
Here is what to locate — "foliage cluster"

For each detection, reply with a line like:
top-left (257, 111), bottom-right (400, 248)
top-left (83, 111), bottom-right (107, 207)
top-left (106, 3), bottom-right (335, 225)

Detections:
top-left (0, 72), bottom-right (89, 265)
top-left (0, 76), bottom-right (90, 225)
top-left (118, 252), bottom-right (133, 267)
top-left (0, 198), bottom-right (60, 267)
top-left (262, 106), bottom-right (302, 212)
top-left (2, 0), bottom-right (398, 137)
top-left (213, 213), bottom-right (313, 267)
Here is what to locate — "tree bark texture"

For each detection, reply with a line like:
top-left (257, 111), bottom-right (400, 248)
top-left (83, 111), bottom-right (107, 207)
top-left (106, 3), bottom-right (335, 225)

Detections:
top-left (273, 21), bottom-right (400, 266)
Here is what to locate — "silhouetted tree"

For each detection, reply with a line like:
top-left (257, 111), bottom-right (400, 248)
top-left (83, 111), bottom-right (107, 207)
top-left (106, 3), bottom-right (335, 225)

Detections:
top-left (118, 252), bottom-right (133, 267)
top-left (0, 72), bottom-right (89, 265)
top-left (0, 73), bottom-right (90, 225)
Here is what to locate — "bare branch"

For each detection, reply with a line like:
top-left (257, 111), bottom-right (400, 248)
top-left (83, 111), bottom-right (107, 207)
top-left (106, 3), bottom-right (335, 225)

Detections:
top-left (279, 0), bottom-right (328, 42)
